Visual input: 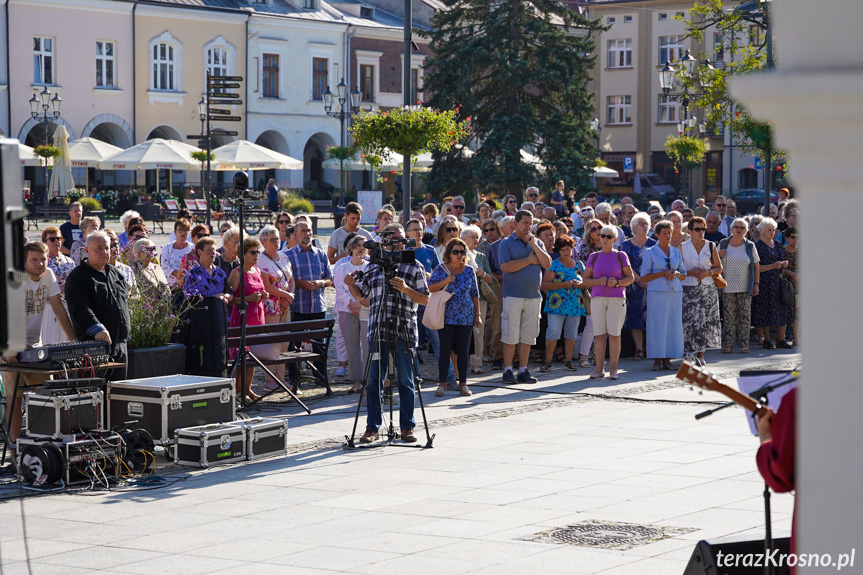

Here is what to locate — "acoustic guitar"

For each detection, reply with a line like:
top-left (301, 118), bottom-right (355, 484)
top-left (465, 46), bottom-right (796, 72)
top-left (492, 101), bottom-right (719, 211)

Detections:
top-left (676, 362), bottom-right (763, 414)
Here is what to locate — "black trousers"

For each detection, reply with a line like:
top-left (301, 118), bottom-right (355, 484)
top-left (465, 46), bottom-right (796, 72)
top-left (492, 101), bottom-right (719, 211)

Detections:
top-left (438, 324), bottom-right (472, 385)
top-left (288, 311), bottom-right (328, 384)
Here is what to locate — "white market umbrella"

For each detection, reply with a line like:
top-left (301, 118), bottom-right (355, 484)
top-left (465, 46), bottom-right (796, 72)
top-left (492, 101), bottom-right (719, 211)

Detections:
top-left (322, 148), bottom-right (403, 171)
top-left (17, 142), bottom-right (52, 167)
top-left (67, 137), bottom-right (124, 192)
top-left (594, 166), bottom-right (619, 178)
top-left (48, 126), bottom-right (74, 198)
top-left (211, 140), bottom-right (302, 171)
top-left (98, 138), bottom-right (205, 198)
top-left (67, 137), bottom-right (124, 168)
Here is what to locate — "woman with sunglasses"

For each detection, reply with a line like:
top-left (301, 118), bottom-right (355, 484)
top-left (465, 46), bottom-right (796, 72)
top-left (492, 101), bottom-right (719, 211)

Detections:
top-left (274, 212), bottom-right (294, 250)
top-left (641, 220), bottom-right (687, 370)
top-left (783, 226), bottom-right (799, 344)
top-left (581, 225), bottom-right (634, 379)
top-left (131, 238), bottom-right (170, 301)
top-left (183, 236), bottom-right (232, 377)
top-left (680, 216), bottom-right (722, 366)
top-left (39, 226), bottom-right (76, 344)
top-left (256, 225), bottom-right (296, 390)
top-left (574, 218), bottom-right (604, 368)
top-left (503, 195), bottom-right (518, 216)
top-left (540, 235), bottom-right (586, 372)
top-left (429, 238), bottom-right (481, 397)
top-left (718, 218), bottom-right (760, 354)
top-left (620, 213), bottom-right (656, 361)
top-left (227, 237), bottom-right (267, 401)
top-left (104, 229), bottom-right (135, 291)
top-left (121, 224), bottom-right (149, 265)
top-left (434, 217), bottom-right (461, 261)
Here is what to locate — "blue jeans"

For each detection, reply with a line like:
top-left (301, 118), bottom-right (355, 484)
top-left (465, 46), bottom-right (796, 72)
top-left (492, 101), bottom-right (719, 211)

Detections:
top-left (416, 306), bottom-right (455, 383)
top-left (367, 339), bottom-right (416, 432)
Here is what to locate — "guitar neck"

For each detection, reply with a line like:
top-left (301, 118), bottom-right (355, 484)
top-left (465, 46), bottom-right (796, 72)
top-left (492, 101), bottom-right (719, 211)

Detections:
top-left (676, 363), bottom-right (761, 413)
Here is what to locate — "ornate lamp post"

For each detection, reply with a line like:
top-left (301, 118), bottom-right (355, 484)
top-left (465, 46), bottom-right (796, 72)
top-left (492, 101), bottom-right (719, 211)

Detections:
top-left (29, 87), bottom-right (62, 206)
top-left (323, 79), bottom-right (362, 207)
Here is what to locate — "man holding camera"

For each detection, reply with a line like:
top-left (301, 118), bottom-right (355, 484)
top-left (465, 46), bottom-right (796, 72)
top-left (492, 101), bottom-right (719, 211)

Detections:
top-left (345, 223), bottom-right (429, 444)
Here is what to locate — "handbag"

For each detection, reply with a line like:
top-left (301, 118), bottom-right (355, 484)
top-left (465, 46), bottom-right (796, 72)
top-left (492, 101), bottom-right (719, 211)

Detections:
top-left (709, 241), bottom-right (728, 289)
top-left (421, 264), bottom-right (453, 331)
top-left (479, 274), bottom-right (499, 305)
top-left (781, 275), bottom-right (796, 307)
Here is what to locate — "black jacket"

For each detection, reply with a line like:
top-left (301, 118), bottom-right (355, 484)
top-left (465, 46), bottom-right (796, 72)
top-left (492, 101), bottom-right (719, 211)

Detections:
top-left (65, 260), bottom-right (131, 355)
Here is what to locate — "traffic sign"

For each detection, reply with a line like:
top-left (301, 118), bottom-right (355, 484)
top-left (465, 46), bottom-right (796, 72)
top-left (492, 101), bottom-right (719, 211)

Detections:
top-left (623, 156), bottom-right (635, 173)
top-left (209, 99), bottom-right (242, 106)
top-left (208, 108), bottom-right (232, 115)
top-left (210, 130), bottom-right (238, 137)
top-left (210, 116), bottom-right (242, 122)
top-left (754, 158), bottom-right (764, 169)
top-left (208, 83), bottom-right (241, 90)
top-left (209, 75), bottom-right (243, 82)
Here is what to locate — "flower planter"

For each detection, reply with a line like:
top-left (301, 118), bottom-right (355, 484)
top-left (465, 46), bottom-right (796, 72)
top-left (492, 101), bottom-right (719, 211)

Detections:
top-left (126, 343), bottom-right (187, 380)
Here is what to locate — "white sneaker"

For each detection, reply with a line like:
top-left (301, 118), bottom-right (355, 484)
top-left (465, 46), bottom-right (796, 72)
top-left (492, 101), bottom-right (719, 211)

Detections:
top-left (335, 366), bottom-right (346, 377)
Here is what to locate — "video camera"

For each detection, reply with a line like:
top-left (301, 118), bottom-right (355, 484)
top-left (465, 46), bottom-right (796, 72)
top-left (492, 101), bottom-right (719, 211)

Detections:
top-left (359, 231), bottom-right (416, 278)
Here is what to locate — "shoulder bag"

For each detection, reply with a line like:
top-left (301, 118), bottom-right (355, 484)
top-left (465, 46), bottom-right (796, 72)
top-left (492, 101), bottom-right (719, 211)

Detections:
top-left (476, 254), bottom-right (499, 304)
top-left (421, 264), bottom-right (453, 331)
top-left (709, 241), bottom-right (728, 289)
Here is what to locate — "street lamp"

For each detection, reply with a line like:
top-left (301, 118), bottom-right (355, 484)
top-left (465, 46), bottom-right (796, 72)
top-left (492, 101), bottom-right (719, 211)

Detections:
top-left (29, 87), bottom-right (62, 206)
top-left (197, 95), bottom-right (212, 216)
top-left (323, 78), bottom-right (362, 206)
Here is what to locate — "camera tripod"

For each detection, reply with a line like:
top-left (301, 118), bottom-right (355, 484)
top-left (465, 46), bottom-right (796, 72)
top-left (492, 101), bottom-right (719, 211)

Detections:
top-left (343, 257), bottom-right (434, 449)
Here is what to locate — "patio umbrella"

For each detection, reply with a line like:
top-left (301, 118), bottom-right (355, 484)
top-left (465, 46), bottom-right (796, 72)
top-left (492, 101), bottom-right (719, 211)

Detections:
top-left (594, 166), bottom-right (619, 178)
top-left (211, 140), bottom-right (303, 171)
top-left (67, 137), bottom-right (124, 192)
top-left (322, 149), bottom-right (403, 171)
top-left (98, 138), bottom-right (205, 198)
top-left (48, 126), bottom-right (74, 198)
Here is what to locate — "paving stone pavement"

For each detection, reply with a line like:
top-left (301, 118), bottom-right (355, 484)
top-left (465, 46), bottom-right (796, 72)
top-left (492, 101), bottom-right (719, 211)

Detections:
top-left (0, 345), bottom-right (800, 574)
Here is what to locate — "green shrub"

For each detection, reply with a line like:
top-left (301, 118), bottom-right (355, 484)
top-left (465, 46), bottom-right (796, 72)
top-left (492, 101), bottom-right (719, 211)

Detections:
top-left (79, 197), bottom-right (103, 211)
top-left (282, 192), bottom-right (313, 214)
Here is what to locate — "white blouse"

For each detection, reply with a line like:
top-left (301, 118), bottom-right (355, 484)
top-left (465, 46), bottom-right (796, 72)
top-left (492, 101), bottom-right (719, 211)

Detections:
top-left (680, 240), bottom-right (715, 287)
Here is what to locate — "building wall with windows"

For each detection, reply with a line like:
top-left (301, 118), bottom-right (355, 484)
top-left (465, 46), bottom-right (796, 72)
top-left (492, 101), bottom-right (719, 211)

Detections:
top-left (8, 0), bottom-right (134, 146)
top-left (589, 0), bottom-right (761, 201)
top-left (134, 4), bottom-right (247, 146)
top-left (350, 33), bottom-right (430, 111)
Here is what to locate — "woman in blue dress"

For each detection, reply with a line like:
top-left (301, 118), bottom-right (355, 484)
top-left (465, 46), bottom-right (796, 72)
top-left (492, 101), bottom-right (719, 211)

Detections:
top-left (428, 237), bottom-right (480, 397)
top-left (641, 220), bottom-right (687, 370)
top-left (620, 213), bottom-right (656, 361)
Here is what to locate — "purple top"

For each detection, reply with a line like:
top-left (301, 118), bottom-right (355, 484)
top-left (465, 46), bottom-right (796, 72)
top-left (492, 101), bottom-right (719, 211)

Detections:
top-left (586, 250), bottom-right (630, 298)
top-left (184, 263), bottom-right (228, 298)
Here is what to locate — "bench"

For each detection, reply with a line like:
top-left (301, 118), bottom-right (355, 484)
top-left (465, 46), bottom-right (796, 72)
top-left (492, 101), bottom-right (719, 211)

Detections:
top-left (26, 206), bottom-right (70, 230)
top-left (226, 318), bottom-right (335, 396)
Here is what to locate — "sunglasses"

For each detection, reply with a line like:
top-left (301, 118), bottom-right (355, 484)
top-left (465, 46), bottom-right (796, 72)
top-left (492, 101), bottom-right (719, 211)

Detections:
top-left (453, 205), bottom-right (465, 210)
top-left (196, 233), bottom-right (209, 238)
top-left (277, 220), bottom-right (290, 224)
top-left (446, 227), bottom-right (458, 233)
top-left (141, 246), bottom-right (157, 253)
top-left (46, 236), bottom-right (61, 242)
top-left (690, 227), bottom-right (705, 233)
top-left (732, 225), bottom-right (746, 230)
top-left (450, 249), bottom-right (467, 255)
top-left (600, 234), bottom-right (616, 240)
top-left (247, 250), bottom-right (261, 256)
top-left (714, 203), bottom-right (726, 208)
top-left (507, 199), bottom-right (516, 204)
top-left (483, 228), bottom-right (496, 233)
top-left (590, 227), bottom-right (601, 233)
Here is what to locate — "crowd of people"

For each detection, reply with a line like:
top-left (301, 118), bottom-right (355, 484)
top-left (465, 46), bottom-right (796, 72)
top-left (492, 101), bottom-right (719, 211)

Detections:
top-left (5, 189), bottom-right (800, 447)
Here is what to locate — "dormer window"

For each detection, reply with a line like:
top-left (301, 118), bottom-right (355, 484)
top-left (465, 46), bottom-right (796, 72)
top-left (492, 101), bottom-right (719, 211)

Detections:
top-left (360, 6), bottom-right (374, 19)
top-left (303, 0), bottom-right (315, 9)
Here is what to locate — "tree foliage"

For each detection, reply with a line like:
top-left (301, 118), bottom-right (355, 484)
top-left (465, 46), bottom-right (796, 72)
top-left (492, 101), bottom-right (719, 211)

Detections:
top-left (678, 0), bottom-right (785, 163)
top-left (419, 0), bottom-right (605, 200)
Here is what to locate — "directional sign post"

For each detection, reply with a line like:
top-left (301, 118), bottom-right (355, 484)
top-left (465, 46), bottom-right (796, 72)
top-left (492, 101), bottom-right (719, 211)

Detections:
top-left (208, 99), bottom-right (242, 106)
top-left (209, 75), bottom-right (244, 82)
top-left (208, 108), bottom-right (233, 116)
top-left (210, 116), bottom-right (242, 122)
top-left (211, 130), bottom-right (238, 137)
top-left (208, 83), bottom-right (241, 90)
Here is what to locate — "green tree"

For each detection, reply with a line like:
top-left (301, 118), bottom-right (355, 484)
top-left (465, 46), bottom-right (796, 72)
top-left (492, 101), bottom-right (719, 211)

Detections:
top-left (678, 0), bottom-right (785, 165)
top-left (419, 0), bottom-right (605, 200)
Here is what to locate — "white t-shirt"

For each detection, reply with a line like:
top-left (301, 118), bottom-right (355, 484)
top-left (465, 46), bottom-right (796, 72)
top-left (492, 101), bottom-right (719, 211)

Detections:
top-left (26, 269), bottom-right (60, 347)
top-left (256, 251), bottom-right (293, 288)
top-left (328, 226), bottom-right (373, 259)
top-left (333, 258), bottom-right (369, 314)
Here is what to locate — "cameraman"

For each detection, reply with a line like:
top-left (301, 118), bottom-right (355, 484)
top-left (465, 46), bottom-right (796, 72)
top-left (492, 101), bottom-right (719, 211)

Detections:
top-left (345, 223), bottom-right (429, 444)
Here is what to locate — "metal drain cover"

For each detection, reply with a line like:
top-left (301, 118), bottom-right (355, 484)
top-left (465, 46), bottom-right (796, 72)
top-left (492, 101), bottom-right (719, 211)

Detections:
top-left (520, 520), bottom-right (696, 551)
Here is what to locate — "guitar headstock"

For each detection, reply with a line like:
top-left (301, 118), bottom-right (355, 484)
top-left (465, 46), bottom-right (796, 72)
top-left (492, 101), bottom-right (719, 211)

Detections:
top-left (676, 362), bottom-right (721, 392)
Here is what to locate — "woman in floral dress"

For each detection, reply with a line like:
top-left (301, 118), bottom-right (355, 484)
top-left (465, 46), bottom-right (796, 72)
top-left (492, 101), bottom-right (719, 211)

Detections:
top-left (540, 235), bottom-right (586, 372)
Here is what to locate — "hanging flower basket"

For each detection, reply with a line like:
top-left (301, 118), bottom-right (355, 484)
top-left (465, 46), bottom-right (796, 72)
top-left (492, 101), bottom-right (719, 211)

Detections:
top-left (664, 135), bottom-right (707, 171)
top-left (351, 105), bottom-right (469, 159)
top-left (33, 144), bottom-right (62, 160)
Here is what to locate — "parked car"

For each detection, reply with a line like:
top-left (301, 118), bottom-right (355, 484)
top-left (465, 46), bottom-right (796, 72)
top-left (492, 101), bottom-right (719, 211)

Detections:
top-left (729, 189), bottom-right (780, 214)
top-left (634, 173), bottom-right (677, 205)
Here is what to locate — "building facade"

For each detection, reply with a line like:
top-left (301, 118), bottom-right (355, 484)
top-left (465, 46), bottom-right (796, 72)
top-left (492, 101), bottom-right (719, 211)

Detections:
top-left (587, 0), bottom-right (764, 202)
